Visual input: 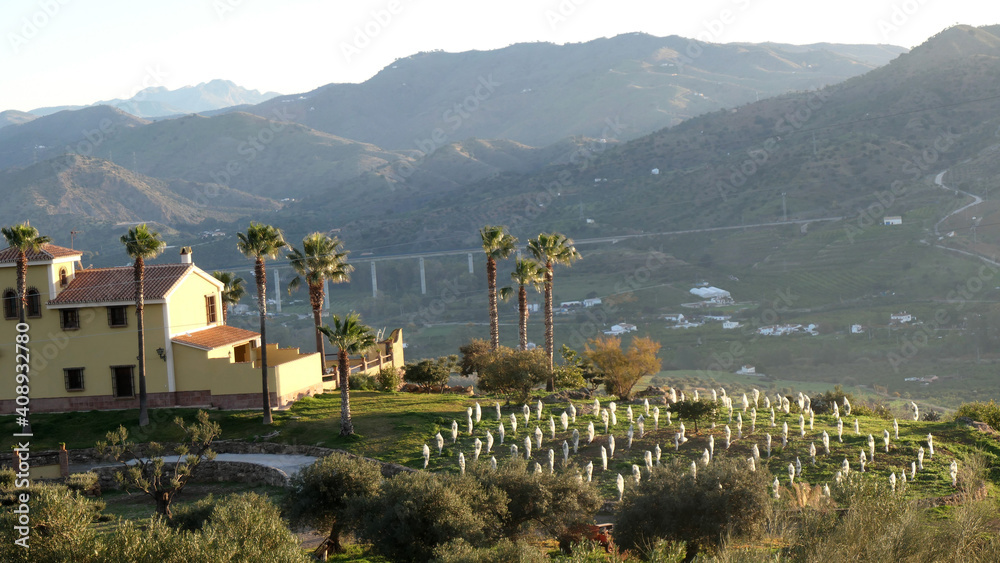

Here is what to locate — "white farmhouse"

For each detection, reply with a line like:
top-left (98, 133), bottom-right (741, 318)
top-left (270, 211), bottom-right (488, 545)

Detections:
top-left (723, 320), bottom-right (741, 329)
top-left (891, 312), bottom-right (913, 324)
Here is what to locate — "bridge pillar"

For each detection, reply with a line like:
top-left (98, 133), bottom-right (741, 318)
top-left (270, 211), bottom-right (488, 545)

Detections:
top-left (468, 252), bottom-right (474, 274)
top-left (419, 257), bottom-right (427, 295)
top-left (371, 262), bottom-right (378, 298)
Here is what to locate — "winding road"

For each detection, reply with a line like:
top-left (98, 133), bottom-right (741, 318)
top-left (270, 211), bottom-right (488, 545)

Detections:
top-left (933, 169), bottom-right (983, 237)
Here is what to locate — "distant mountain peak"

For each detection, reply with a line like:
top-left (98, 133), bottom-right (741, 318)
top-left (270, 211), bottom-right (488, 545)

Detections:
top-left (22, 80), bottom-right (283, 119)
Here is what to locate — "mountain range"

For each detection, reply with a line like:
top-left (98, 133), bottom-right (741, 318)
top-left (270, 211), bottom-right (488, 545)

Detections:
top-left (0, 33), bottom-right (908, 244)
top-left (9, 79), bottom-right (281, 120)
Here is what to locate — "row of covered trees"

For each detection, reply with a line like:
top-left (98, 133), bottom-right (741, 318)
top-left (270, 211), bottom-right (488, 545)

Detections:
top-left (480, 226), bottom-right (580, 391)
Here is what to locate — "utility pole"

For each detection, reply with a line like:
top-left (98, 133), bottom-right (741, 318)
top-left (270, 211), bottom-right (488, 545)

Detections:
top-left (812, 133), bottom-right (818, 156)
top-left (782, 193), bottom-right (787, 222)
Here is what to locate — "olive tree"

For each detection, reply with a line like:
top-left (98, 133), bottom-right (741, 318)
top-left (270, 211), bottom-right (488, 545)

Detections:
top-left (284, 453), bottom-right (383, 559)
top-left (614, 458), bottom-right (773, 562)
top-left (350, 471), bottom-right (506, 562)
top-left (95, 410), bottom-right (220, 519)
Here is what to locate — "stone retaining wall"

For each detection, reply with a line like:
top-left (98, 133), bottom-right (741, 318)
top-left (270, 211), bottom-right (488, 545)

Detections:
top-left (4, 441), bottom-right (415, 481)
top-left (91, 460), bottom-right (291, 490)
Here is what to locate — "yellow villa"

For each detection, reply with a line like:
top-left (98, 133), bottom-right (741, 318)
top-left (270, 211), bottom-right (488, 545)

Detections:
top-left (0, 244), bottom-right (323, 413)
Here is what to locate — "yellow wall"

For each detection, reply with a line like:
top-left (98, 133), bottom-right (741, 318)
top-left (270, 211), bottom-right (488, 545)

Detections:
top-left (172, 341), bottom-right (321, 398)
top-left (273, 352), bottom-right (323, 398)
top-left (167, 271), bottom-right (221, 337)
top-left (0, 262), bottom-right (172, 402)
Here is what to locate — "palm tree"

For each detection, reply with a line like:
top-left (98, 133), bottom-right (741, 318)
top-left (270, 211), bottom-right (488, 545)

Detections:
top-left (319, 313), bottom-right (377, 436)
top-left (1, 221), bottom-right (51, 323)
top-left (480, 225), bottom-right (518, 350)
top-left (287, 233), bottom-right (354, 365)
top-left (527, 232), bottom-right (581, 390)
top-left (120, 224), bottom-right (166, 428)
top-left (510, 258), bottom-right (544, 351)
top-left (211, 271), bottom-right (246, 325)
top-left (237, 222), bottom-right (287, 425)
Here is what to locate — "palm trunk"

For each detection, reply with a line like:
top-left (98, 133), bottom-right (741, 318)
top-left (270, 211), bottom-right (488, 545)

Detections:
top-left (222, 303), bottom-right (229, 325)
top-left (518, 284), bottom-right (528, 351)
top-left (339, 349), bottom-right (353, 435)
top-left (136, 257), bottom-right (150, 427)
top-left (310, 282), bottom-right (325, 363)
top-left (544, 262), bottom-right (554, 391)
top-left (487, 256), bottom-right (499, 350)
top-left (257, 258), bottom-right (273, 425)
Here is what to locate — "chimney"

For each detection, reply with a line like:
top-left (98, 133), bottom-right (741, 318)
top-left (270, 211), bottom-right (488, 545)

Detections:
top-left (180, 246), bottom-right (193, 264)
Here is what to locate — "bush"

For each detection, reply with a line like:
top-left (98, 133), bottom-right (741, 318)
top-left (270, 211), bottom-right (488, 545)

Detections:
top-left (376, 366), bottom-right (403, 392)
top-left (169, 494), bottom-right (217, 531)
top-left (0, 467), bottom-right (16, 490)
top-left (459, 339), bottom-right (493, 376)
top-left (954, 400), bottom-right (1000, 430)
top-left (468, 458), bottom-right (603, 542)
top-left (0, 484), bottom-right (103, 562)
top-left (477, 347), bottom-right (550, 404)
top-left (810, 385), bottom-right (854, 415)
top-left (65, 471), bottom-right (100, 495)
top-left (922, 409), bottom-right (942, 422)
top-left (285, 453), bottom-right (383, 555)
top-left (199, 492), bottom-right (306, 562)
top-left (351, 471), bottom-right (506, 563)
top-left (430, 538), bottom-right (547, 563)
top-left (614, 458), bottom-right (772, 561)
top-left (404, 356), bottom-right (459, 390)
top-left (348, 373), bottom-right (377, 390)
top-left (104, 493), bottom-right (309, 562)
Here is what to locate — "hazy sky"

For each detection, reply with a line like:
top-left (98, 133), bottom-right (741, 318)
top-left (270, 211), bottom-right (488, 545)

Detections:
top-left (1, 0), bottom-right (994, 111)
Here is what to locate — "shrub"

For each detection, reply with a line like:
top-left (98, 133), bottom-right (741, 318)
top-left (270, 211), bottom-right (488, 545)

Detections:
top-left (376, 366), bottom-right (403, 392)
top-left (430, 538), bottom-right (547, 563)
top-left (468, 458), bottom-right (603, 542)
top-left (955, 400), bottom-right (1000, 430)
top-left (810, 385), bottom-right (854, 415)
top-left (169, 494), bottom-right (217, 531)
top-left (199, 492), bottom-right (306, 562)
top-left (921, 409), bottom-right (942, 422)
top-left (285, 453), bottom-right (383, 555)
top-left (404, 356), bottom-right (459, 390)
top-left (477, 347), bottom-right (550, 404)
top-left (459, 338), bottom-right (493, 375)
top-left (348, 373), bottom-right (378, 390)
top-left (351, 471), bottom-right (506, 563)
top-left (0, 484), bottom-right (103, 562)
top-left (65, 471), bottom-right (100, 495)
top-left (104, 493), bottom-right (308, 562)
top-left (0, 467), bottom-right (16, 490)
top-left (614, 458), bottom-right (772, 561)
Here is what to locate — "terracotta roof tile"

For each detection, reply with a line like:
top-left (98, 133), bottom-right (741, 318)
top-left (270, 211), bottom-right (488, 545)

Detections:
top-left (50, 263), bottom-right (192, 304)
top-left (0, 243), bottom-right (82, 263)
top-left (172, 325), bottom-right (260, 350)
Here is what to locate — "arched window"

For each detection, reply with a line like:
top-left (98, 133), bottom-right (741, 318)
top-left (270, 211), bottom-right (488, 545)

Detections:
top-left (26, 288), bottom-right (41, 318)
top-left (2, 289), bottom-right (16, 320)
top-left (59, 268), bottom-right (68, 288)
